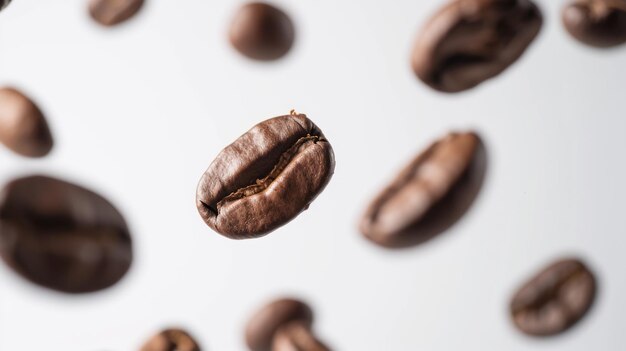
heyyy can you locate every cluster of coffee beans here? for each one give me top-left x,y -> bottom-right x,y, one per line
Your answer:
0,0 -> 624,349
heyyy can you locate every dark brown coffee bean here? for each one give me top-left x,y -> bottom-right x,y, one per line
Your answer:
1,0 -> 12,11
0,175 -> 133,293
89,0 -> 145,27
0,87 -> 53,158
510,258 -> 597,336
412,0 -> 543,92
359,132 -> 487,248
563,0 -> 626,48
229,2 -> 295,61
140,328 -> 201,351
246,298 -> 313,351
196,112 -> 334,239
272,322 -> 330,351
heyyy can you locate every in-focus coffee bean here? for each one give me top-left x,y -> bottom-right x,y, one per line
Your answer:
510,258 -> 596,336
0,87 -> 53,158
272,322 -> 331,351
229,2 -> 295,61
140,328 -> 201,351
563,0 -> 626,48
0,175 -> 133,293
89,0 -> 145,27
196,112 -> 335,239
359,132 -> 486,248
412,0 -> 543,93
246,298 -> 313,351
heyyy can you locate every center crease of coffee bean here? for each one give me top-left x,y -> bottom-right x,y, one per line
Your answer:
515,267 -> 588,314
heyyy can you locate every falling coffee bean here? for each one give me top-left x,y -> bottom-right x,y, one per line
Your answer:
246,298 -> 313,351
1,0 -> 11,11
196,112 -> 335,239
89,0 -> 145,27
563,0 -> 626,48
359,131 -> 487,248
0,175 -> 133,293
0,87 -> 53,158
411,0 -> 543,92
140,328 -> 201,351
510,258 -> 597,336
229,2 -> 295,60
272,322 -> 331,351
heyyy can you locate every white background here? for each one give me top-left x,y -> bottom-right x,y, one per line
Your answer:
0,0 -> 624,350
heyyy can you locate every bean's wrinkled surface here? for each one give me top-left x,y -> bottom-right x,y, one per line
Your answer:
412,0 -> 543,92
89,0 -> 145,26
563,0 -> 626,47
246,298 -> 314,351
510,258 -> 597,336
140,328 -> 201,351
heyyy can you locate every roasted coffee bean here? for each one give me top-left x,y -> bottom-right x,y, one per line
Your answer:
140,328 -> 201,351
359,132 -> 486,248
0,87 -> 53,158
229,2 -> 295,61
89,0 -> 145,27
0,175 -> 132,293
246,298 -> 313,351
1,0 -> 11,10
196,112 -> 334,239
563,0 -> 626,48
272,322 -> 330,351
411,0 -> 543,92
510,258 -> 597,336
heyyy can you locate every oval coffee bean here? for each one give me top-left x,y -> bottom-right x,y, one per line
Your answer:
196,112 -> 335,239
510,258 -> 597,336
0,87 -> 53,158
411,0 -> 543,93
0,175 -> 133,293
229,2 -> 295,61
89,0 -> 145,27
563,0 -> 626,48
359,131 -> 486,248
140,328 -> 201,351
246,298 -> 313,351
272,322 -> 330,351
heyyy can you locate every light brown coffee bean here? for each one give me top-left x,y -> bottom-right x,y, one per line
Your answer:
89,0 -> 145,27
140,328 -> 201,351
246,298 -> 313,351
272,322 -> 330,351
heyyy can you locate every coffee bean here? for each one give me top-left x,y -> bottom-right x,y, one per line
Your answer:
272,322 -> 330,351
229,2 -> 295,61
0,87 -> 53,158
0,175 -> 133,293
140,328 -> 201,351
89,0 -> 145,27
246,298 -> 313,351
359,131 -> 486,248
411,0 -> 543,92
510,258 -> 597,336
196,112 -> 335,239
1,0 -> 11,11
563,0 -> 626,48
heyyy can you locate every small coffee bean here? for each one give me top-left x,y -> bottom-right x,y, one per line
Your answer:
0,175 -> 133,293
1,0 -> 12,10
563,0 -> 626,48
196,112 -> 335,239
0,87 -> 53,158
140,328 -> 201,351
510,258 -> 597,336
229,2 -> 295,61
272,322 -> 330,351
246,298 -> 313,351
89,0 -> 145,27
412,0 -> 543,92
359,132 -> 486,248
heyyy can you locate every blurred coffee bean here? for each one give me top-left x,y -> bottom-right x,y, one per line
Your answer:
563,0 -> 626,48
229,2 -> 295,60
510,258 -> 596,336
0,175 -> 133,293
359,131 -> 487,248
1,0 -> 11,10
89,0 -> 145,27
196,112 -> 335,239
0,87 -> 53,158
412,0 -> 543,92
246,298 -> 313,351
272,322 -> 330,351
140,328 -> 201,351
